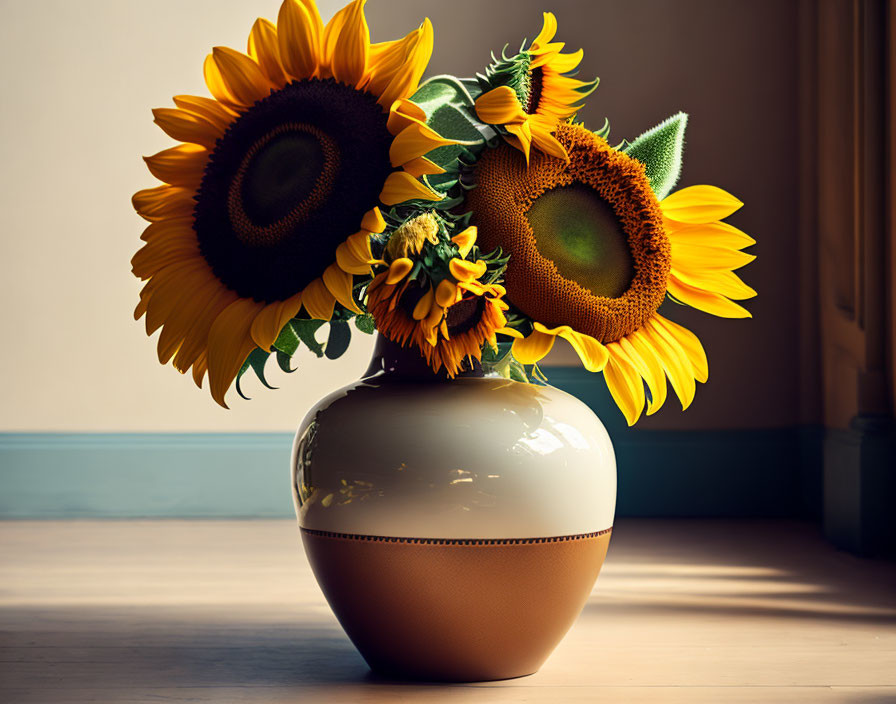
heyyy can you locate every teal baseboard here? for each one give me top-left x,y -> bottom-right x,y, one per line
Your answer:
0,369 -> 822,519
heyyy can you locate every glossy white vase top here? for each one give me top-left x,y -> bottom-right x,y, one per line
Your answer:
292,376 -> 616,540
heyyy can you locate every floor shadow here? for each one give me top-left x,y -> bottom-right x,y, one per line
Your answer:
585,519 -> 896,625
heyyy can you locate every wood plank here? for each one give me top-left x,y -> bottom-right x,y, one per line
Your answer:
1,520 -> 894,702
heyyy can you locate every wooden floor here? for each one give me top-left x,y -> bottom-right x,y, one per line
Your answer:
1,520 -> 894,703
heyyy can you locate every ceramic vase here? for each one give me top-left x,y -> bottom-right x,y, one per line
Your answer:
291,335 -> 616,681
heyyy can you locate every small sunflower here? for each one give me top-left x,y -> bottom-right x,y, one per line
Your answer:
132,0 -> 456,406
473,12 -> 598,163
367,216 -> 513,377
467,122 -> 756,425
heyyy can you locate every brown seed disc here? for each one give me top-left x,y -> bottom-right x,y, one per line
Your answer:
467,123 -> 670,343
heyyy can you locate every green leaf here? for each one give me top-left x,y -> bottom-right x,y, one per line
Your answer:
411,75 -> 489,175
413,74 -> 477,109
236,347 -> 276,399
354,314 -> 376,335
291,319 -> 326,358
325,320 -> 351,360
622,112 -> 688,200
272,322 -> 300,356
247,348 -> 276,389
276,350 -> 295,374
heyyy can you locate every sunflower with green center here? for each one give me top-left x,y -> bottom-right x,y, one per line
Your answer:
472,12 -> 598,162
467,122 -> 756,425
131,0 -> 457,406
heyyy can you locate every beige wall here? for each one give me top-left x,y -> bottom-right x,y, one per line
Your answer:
0,0 -> 803,432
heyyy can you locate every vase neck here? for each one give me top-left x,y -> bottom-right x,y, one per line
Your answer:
363,334 -> 484,381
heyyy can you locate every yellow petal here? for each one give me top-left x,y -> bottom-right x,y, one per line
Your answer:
651,313 -> 708,384
402,156 -> 445,177
623,328 -> 668,415
330,0 -> 369,87
172,95 -> 237,133
277,0 -> 321,80
351,208 -> 381,235
512,329 -> 556,365
670,241 -> 756,271
531,123 -> 570,161
671,266 -> 757,300
191,352 -> 208,389
534,48 -> 584,74
667,275 -> 752,318
643,318 -> 697,410
321,1 -> 352,71
475,86 -> 527,125
155,275 -> 224,364
505,121 -> 533,164
366,27 -> 421,100
451,226 -> 477,258
250,292 -> 303,350
152,107 -> 221,149
380,171 -> 442,205
533,322 -> 608,372
386,98 -> 428,135
435,279 -> 458,307
664,219 -> 756,249
604,347 -> 645,426
301,277 -> 336,320
558,330 -> 608,372
496,327 -> 524,339
322,262 -> 362,314
203,53 -> 239,108
448,258 -> 486,282
207,297 -> 266,407
248,18 -> 287,87
386,257 -> 413,284
143,143 -> 208,187
531,12 -> 558,50
422,303 -> 445,345
139,216 -> 195,244
412,287 -> 435,320
172,286 -> 240,373
661,185 -> 743,224
132,185 -> 195,222
212,47 -> 273,107
335,231 -> 374,274
389,121 -> 458,167
376,19 -> 433,110
131,237 -> 199,280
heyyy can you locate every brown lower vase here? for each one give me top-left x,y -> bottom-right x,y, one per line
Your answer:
301,527 -> 612,682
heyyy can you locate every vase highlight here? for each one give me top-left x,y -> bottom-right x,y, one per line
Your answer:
292,337 -> 616,681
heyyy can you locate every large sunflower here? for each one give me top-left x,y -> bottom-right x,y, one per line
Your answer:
473,12 -> 598,162
467,123 -> 756,425
132,0 -> 453,406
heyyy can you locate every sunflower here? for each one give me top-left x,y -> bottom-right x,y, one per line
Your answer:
473,12 -> 598,163
132,0 -> 458,407
367,219 -> 512,377
467,122 -> 756,425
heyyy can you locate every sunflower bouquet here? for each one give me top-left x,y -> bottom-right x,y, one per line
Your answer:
132,0 -> 756,425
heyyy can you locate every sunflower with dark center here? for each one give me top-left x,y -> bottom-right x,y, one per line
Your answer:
468,122 -> 757,425
367,215 -> 516,377
131,0 -> 459,406
473,12 -> 598,163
